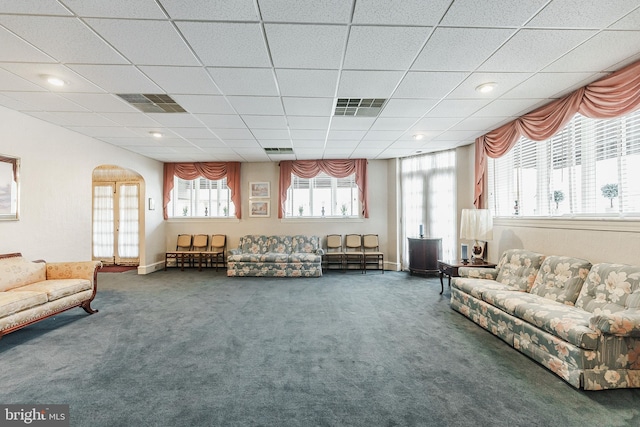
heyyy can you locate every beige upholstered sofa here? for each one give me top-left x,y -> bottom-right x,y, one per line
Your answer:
0,253 -> 101,339
450,249 -> 640,390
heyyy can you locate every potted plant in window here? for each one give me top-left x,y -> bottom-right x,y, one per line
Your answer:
601,183 -> 618,209
298,205 -> 304,216
552,190 -> 564,212
182,206 -> 188,216
341,203 -> 348,216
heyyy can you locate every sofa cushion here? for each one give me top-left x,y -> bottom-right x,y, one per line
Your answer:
9,279 -> 92,302
288,253 -> 322,263
482,289 -> 551,315
0,256 -> 47,292
529,256 -> 592,305
575,263 -> 640,314
228,253 -> 289,263
0,291 -> 47,318
451,277 -> 516,300
495,249 -> 546,292
240,235 -> 271,254
269,236 -> 293,254
513,300 -> 599,350
292,235 -> 321,253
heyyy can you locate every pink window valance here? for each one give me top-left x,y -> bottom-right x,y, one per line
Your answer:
163,162 -> 241,219
278,159 -> 369,218
474,59 -> 640,208
0,156 -> 18,181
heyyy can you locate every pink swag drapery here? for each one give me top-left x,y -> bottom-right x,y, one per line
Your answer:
278,159 -> 368,219
0,156 -> 18,181
163,162 -> 241,219
474,59 -> 640,208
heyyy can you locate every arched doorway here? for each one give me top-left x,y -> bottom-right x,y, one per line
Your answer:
92,165 -> 144,266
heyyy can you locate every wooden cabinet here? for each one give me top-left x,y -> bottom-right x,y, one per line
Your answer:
408,238 -> 442,276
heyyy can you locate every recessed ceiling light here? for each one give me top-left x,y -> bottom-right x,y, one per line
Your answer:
149,131 -> 163,138
412,134 -> 425,140
45,76 -> 66,87
475,82 -> 496,94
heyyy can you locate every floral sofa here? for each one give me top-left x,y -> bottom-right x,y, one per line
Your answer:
450,249 -> 640,390
227,235 -> 323,277
0,253 -> 101,339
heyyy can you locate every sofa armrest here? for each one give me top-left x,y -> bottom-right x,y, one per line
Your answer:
590,309 -> 640,337
316,248 -> 325,256
229,249 -> 242,256
458,266 -> 498,280
46,261 -> 102,285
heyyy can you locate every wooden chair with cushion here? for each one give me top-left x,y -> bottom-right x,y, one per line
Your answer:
190,234 -> 209,270
202,234 -> 226,271
323,234 -> 344,271
165,234 -> 192,271
363,234 -> 384,274
344,234 -> 364,273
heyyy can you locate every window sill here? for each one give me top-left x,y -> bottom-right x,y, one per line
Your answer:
494,216 -> 640,233
282,216 -> 364,223
167,217 -> 240,223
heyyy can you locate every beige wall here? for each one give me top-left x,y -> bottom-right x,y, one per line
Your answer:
165,160 -> 400,269
0,106 -> 166,268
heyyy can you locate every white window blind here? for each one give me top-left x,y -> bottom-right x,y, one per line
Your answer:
488,109 -> 640,217
285,172 -> 357,217
167,177 -> 235,217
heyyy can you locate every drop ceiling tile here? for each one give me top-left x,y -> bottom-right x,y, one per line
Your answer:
353,140 -> 395,149
160,0 -> 258,20
189,139 -> 227,148
0,0 -> 73,15
0,27 -> 56,63
362,130 -> 404,140
101,138 -> 165,147
0,94 -> 31,110
1,16 -> 127,64
265,24 -> 347,69
327,130 -> 367,140
226,96 -> 284,115
448,72 -> 532,99
344,26 -> 430,70
64,0 -> 166,18
294,149 -> 323,160
214,128 -> 255,140
478,29 -> 597,72
257,140 -> 292,148
431,130 -> 480,142
67,65 -> 162,93
224,140 -> 261,148
337,70 -> 405,98
290,130 -> 327,140
242,115 -> 288,129
292,140 -> 325,148
350,148 -> 385,158
259,0 -> 353,23
67,126 -> 138,138
275,69 -> 339,97
379,99 -> 437,117
544,31 -> 640,73
504,72 -> 603,99
207,68 -> 279,96
1,63 -> 105,93
251,129 -> 290,140
527,0 -> 639,28
611,8 -> 640,29
330,117 -> 375,130
86,19 -> 199,66
170,95 -> 235,115
170,128 -> 217,139
0,69 -> 46,92
412,28 -> 515,72
425,99 -> 489,117
287,117 -> 330,130
326,139 -> 359,148
378,147 -> 419,158
440,0 -> 548,27
323,149 -> 356,158
282,97 -> 334,116
101,113 -> 163,127
146,113 -> 202,127
195,114 -> 247,129
59,93 -> 137,113
352,0 -> 451,25
138,66 -> 220,95
394,72 -> 468,99
450,117 -> 508,132
370,118 -> 417,131
176,22 -> 270,67
45,112 -> 119,126
473,99 -> 546,117
4,92 -> 88,112
411,117 -> 462,131
128,128 -> 180,138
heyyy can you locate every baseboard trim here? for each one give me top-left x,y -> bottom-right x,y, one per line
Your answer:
137,261 -> 165,275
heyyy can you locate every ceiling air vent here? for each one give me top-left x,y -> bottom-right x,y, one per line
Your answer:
334,98 -> 386,117
116,93 -> 186,113
264,147 -> 294,154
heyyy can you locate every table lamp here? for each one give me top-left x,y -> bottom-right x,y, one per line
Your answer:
459,208 -> 493,263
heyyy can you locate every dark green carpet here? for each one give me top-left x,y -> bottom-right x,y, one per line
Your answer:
1,270 -> 638,426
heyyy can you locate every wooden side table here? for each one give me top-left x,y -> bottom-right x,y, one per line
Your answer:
438,259 -> 497,294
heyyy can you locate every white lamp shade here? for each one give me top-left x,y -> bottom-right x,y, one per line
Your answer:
460,209 -> 493,241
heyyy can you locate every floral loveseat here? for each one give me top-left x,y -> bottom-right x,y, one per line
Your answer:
227,235 -> 323,277
450,249 -> 640,390
0,253 -> 101,339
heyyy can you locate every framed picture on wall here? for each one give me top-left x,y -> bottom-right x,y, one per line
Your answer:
249,200 -> 270,217
249,182 -> 270,198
